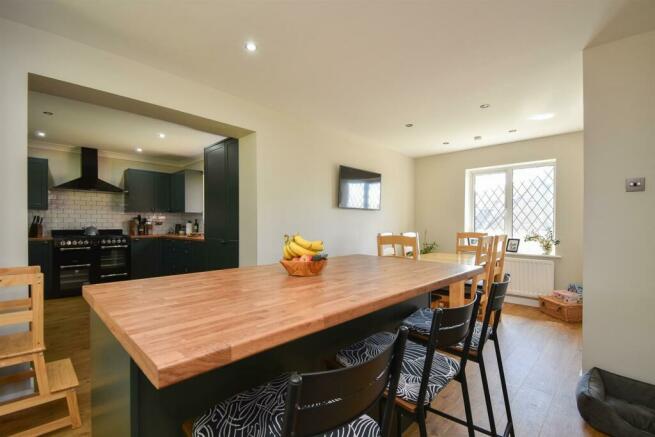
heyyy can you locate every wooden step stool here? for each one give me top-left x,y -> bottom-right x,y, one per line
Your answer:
0,266 -> 81,436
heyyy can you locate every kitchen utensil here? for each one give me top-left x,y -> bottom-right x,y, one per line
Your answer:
84,226 -> 98,236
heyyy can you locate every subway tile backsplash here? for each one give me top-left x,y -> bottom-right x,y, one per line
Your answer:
29,190 -> 203,235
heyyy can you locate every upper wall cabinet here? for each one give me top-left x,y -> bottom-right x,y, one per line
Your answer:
170,170 -> 203,214
124,169 -> 171,212
28,157 -> 49,210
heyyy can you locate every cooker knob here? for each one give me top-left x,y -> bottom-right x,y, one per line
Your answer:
72,240 -> 78,246
66,240 -> 72,246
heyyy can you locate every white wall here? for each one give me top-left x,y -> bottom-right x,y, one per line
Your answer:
583,30 -> 655,384
0,18 -> 414,270
415,132 -> 583,290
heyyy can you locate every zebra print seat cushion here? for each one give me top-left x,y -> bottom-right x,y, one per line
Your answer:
336,332 -> 459,406
403,309 -> 492,352
192,373 -> 380,437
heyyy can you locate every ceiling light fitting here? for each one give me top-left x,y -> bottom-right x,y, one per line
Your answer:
42,111 -> 54,116
158,133 -> 166,138
35,131 -> 46,138
480,104 -> 490,109
442,142 -> 450,145
405,123 -> 414,128
474,136 -> 482,141
245,41 -> 257,52
508,129 -> 517,133
136,147 -> 143,153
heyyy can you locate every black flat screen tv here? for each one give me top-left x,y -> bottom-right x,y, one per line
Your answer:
338,165 -> 381,210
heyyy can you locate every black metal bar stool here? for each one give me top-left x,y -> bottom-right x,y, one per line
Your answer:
337,292 -> 482,437
182,327 -> 409,437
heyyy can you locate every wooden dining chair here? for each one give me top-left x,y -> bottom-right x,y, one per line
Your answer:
490,234 -> 508,282
377,234 -> 419,260
0,266 -> 81,436
401,231 -> 420,257
456,232 -> 488,254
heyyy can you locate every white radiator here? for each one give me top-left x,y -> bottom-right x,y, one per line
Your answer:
504,257 -> 555,298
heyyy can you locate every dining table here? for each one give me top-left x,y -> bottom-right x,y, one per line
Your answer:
419,251 -> 479,307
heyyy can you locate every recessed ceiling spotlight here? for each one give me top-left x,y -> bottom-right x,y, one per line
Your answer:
480,104 -> 490,109
244,41 -> 257,52
35,130 -> 46,138
528,112 -> 554,121
405,123 -> 414,128
42,111 -> 54,116
474,135 -> 482,141
158,133 -> 166,138
136,147 -> 143,153
508,129 -> 517,133
442,141 -> 450,145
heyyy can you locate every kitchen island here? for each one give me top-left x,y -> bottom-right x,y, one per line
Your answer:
84,254 -> 483,436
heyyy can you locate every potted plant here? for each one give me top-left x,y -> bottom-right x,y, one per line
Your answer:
420,230 -> 438,255
524,229 -> 560,255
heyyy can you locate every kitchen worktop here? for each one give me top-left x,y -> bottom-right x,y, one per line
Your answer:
28,236 -> 53,241
129,234 -> 205,241
83,254 -> 483,389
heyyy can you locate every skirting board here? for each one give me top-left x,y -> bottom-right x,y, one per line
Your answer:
506,294 -> 540,308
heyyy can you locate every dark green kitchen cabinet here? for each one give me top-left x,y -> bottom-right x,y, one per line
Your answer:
204,138 -> 239,270
28,239 -> 52,298
28,157 -> 49,210
124,169 -> 171,212
170,170 -> 203,213
130,238 -> 161,279
160,239 -> 206,275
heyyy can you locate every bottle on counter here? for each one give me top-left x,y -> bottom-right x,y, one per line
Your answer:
185,221 -> 193,236
193,219 -> 200,234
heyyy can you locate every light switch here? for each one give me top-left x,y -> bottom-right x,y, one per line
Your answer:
626,177 -> 645,192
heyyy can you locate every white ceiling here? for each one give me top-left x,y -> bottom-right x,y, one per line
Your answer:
4,0 -> 655,157
28,92 -> 225,162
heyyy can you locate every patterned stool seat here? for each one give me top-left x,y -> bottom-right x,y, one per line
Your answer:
192,374 -> 380,437
336,332 -> 459,406
402,308 -> 492,352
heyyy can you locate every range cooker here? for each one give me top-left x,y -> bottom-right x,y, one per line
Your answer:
51,229 -> 131,298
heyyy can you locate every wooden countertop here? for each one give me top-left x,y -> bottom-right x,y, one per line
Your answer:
28,236 -> 52,241
83,254 -> 483,389
129,234 -> 205,241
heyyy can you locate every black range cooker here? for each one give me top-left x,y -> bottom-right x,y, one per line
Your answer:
51,228 -> 131,298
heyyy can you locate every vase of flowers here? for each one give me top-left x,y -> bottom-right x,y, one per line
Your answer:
420,230 -> 438,255
524,229 -> 560,255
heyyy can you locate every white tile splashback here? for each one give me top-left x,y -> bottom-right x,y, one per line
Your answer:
29,190 -> 203,235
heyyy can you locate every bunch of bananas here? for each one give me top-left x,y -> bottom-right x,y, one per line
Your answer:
283,234 -> 325,260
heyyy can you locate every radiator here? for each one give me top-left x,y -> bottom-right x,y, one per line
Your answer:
504,257 -> 554,298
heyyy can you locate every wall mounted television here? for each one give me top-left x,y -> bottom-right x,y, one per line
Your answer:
338,165 -> 381,210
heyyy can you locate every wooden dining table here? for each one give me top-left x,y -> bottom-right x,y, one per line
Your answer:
419,251 -> 479,307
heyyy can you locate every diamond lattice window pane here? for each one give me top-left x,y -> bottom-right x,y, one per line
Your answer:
512,165 -> 555,239
474,172 -> 506,234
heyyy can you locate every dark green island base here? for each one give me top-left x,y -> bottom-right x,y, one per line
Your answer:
90,293 -> 428,436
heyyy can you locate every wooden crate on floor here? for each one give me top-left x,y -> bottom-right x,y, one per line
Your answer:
539,295 -> 582,322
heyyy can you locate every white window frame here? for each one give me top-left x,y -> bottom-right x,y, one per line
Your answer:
465,159 -> 557,242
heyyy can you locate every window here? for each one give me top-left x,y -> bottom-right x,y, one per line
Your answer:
467,161 -> 556,252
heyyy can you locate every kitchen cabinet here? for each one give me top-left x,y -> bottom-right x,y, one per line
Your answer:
204,138 -> 239,269
160,239 -> 205,275
124,169 -> 171,212
170,170 -> 203,213
28,239 -> 52,298
28,157 -> 49,210
131,238 -> 161,279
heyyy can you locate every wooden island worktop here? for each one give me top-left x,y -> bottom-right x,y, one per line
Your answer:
83,254 -> 482,389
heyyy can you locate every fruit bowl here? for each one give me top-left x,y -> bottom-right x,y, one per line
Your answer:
280,259 -> 328,277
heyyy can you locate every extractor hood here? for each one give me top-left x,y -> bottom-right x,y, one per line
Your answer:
53,147 -> 123,193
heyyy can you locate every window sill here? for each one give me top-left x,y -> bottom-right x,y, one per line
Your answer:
506,252 -> 562,260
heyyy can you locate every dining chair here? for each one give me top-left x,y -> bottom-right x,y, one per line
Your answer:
491,234 -> 508,282
401,231 -> 420,257
441,274 -> 514,437
377,234 -> 419,260
184,327 -> 409,437
0,266 -> 81,436
456,232 -> 488,254
338,292 -> 482,437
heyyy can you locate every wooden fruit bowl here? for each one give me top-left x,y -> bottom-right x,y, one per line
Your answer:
280,259 -> 327,277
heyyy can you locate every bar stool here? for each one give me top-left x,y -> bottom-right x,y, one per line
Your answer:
183,327 -> 409,437
337,292 -> 482,437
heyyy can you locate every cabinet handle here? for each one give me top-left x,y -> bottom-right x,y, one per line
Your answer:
60,263 -> 91,269
100,273 -> 129,279
60,247 -> 91,251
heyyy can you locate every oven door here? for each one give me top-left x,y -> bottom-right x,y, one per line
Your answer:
96,244 -> 130,283
55,246 -> 93,297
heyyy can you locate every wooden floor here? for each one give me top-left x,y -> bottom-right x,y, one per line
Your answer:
0,298 -> 604,436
